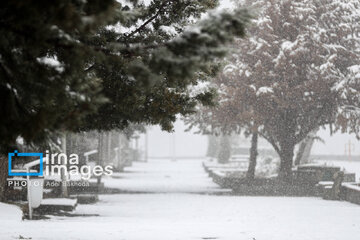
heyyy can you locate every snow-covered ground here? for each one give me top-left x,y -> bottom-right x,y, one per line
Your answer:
1,159 -> 360,240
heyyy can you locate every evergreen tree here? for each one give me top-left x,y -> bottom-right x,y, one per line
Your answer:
81,1 -> 251,132
0,0 -> 115,150
0,0 -> 251,151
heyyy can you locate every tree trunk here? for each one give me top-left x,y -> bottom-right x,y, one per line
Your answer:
0,155 -> 8,202
144,130 -> 148,162
116,132 -> 122,169
294,140 -> 307,166
294,131 -> 316,166
278,144 -> 295,182
246,132 -> 258,180
61,133 -> 69,198
97,132 -> 104,185
107,131 -> 112,165
218,135 -> 231,164
206,135 -> 218,158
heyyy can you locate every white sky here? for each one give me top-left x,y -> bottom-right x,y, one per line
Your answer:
137,120 -> 207,158
312,128 -> 360,156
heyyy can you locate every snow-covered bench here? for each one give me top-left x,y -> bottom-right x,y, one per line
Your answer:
341,183 -> 360,205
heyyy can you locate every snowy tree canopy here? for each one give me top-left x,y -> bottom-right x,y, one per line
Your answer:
187,0 -> 360,180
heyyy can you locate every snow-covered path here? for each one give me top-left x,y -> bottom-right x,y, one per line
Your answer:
1,159 -> 360,240
102,159 -> 230,194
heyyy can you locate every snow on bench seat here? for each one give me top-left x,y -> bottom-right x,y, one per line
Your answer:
318,181 -> 334,186
212,170 -> 227,178
342,183 -> 360,192
41,198 -> 77,206
341,183 -> 360,205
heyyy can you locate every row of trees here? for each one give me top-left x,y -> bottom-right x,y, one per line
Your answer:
187,0 -> 360,181
0,1 -> 252,200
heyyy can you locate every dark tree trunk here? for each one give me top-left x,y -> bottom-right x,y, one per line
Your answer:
278,143 -> 295,182
294,140 -> 307,166
97,132 -> 104,185
218,135 -> 231,164
246,132 -> 258,180
294,132 -> 316,166
0,154 -> 8,202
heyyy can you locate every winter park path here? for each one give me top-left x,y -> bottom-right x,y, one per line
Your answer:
1,159 -> 360,240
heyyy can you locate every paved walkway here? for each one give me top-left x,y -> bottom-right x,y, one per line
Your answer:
102,159 -> 230,194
